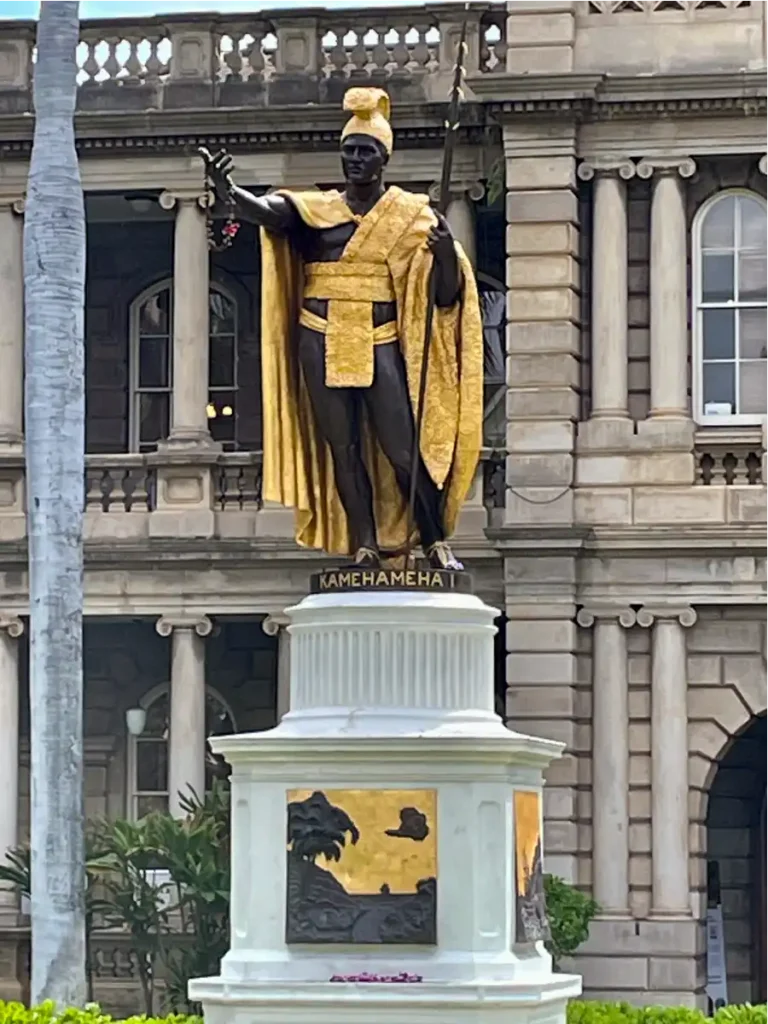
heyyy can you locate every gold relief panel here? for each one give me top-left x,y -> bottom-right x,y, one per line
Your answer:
513,788 -> 550,945
285,788 -> 437,945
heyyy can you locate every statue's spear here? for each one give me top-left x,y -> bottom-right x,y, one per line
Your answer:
405,14 -> 469,566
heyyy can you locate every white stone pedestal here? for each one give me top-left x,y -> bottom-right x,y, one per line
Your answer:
190,589 -> 581,1022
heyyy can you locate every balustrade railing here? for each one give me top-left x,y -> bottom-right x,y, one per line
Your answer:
9,5 -> 507,93
694,432 -> 764,486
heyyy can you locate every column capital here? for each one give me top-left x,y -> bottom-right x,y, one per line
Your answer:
637,606 -> 697,629
428,181 -> 485,204
577,606 -> 635,629
577,157 -> 636,182
156,614 -> 213,638
0,197 -> 25,215
0,615 -> 23,638
262,613 -> 290,636
636,156 -> 696,180
159,189 -> 211,212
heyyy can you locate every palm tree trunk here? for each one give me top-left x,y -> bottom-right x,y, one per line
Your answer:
24,0 -> 86,1007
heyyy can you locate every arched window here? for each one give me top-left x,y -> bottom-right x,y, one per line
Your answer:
129,280 -> 240,451
692,190 -> 767,426
127,684 -> 237,819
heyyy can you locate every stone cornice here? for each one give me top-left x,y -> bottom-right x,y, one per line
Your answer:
0,103 -> 495,158
472,70 -> 766,121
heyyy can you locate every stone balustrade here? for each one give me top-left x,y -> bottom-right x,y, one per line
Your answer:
0,5 -> 507,102
0,450 -> 498,544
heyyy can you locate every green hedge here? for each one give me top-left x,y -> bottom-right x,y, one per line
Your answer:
0,1005 -> 199,1023
569,1005 -> 767,1024
0,1002 -> 765,1024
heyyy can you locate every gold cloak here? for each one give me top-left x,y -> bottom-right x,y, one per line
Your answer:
260,185 -> 483,557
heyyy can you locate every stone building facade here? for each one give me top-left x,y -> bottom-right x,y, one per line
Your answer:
0,0 -> 764,1010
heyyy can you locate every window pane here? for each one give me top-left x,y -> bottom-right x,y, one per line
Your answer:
144,694 -> 169,736
139,290 -> 170,335
739,361 -> 767,415
138,392 -> 169,445
701,196 -> 735,249
138,336 -> 170,388
702,308 -> 735,360
739,196 -> 767,251
136,795 -> 168,819
208,391 -> 236,446
702,362 -> 735,414
136,740 -> 168,793
209,335 -> 235,388
738,254 -> 767,302
210,292 -> 236,336
740,309 -> 767,359
702,253 -> 734,303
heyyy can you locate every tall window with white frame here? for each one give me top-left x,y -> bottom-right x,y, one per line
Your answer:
693,190 -> 767,426
129,280 -> 240,451
129,685 -> 237,819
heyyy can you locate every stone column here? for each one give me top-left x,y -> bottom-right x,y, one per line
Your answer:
636,157 -> 696,429
504,129 -> 580,526
638,605 -> 697,917
577,159 -> 635,444
444,185 -> 483,269
0,200 -> 24,450
577,606 -> 634,915
263,614 -> 290,722
159,190 -> 214,448
156,614 -> 212,817
0,616 -> 22,918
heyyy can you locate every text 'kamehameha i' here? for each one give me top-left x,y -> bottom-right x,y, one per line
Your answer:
310,568 -> 473,594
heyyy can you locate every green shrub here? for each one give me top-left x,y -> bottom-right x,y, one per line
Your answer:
544,874 -> 599,966
567,1005 -> 767,1024
0,1003 -> 202,1023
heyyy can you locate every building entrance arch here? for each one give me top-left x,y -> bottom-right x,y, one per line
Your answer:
705,714 -> 766,1003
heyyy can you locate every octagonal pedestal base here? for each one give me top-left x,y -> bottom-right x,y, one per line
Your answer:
190,590 -> 581,1022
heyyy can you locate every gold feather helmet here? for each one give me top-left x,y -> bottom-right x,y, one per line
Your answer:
340,87 -> 393,156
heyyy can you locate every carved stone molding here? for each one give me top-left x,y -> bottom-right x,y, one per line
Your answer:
636,606 -> 697,629
577,606 -> 636,629
428,180 -> 485,204
636,156 -> 697,180
0,615 -> 23,638
156,614 -> 213,638
0,198 -> 25,215
158,189 -> 211,212
262,613 -> 290,637
577,157 -> 636,182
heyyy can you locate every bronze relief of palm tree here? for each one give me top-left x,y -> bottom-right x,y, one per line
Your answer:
287,791 -> 361,864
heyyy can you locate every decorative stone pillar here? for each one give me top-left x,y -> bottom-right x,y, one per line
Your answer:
0,615 -> 22,918
0,200 -> 24,450
577,605 -> 634,915
156,614 -> 212,817
638,605 -> 697,917
445,185 -> 483,268
636,158 -> 696,428
159,190 -> 214,448
262,614 -> 290,723
577,159 -> 635,442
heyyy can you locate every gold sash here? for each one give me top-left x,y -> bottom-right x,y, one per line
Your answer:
303,262 -> 397,388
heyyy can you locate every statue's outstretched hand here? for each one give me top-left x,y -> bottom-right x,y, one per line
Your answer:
199,146 -> 235,205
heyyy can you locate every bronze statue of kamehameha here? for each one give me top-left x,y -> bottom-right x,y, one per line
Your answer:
200,86 -> 483,572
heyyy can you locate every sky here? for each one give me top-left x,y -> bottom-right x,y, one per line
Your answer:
0,0 -> 418,17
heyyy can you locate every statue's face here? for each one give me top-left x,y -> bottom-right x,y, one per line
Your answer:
341,134 -> 387,185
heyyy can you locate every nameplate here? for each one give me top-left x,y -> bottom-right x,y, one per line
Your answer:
310,567 -> 473,594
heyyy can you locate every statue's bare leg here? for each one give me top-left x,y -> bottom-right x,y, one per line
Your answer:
364,342 -> 463,571
297,330 -> 380,565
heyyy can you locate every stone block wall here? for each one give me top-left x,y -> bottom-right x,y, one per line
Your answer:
548,605 -> 767,1001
